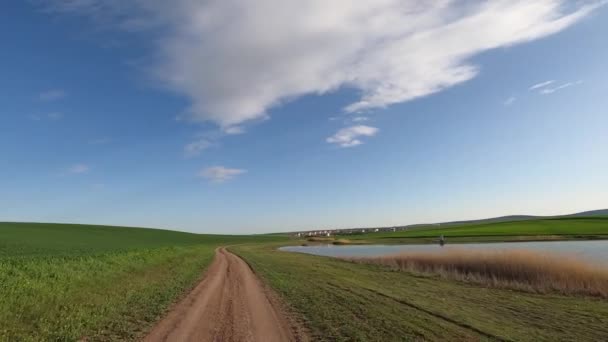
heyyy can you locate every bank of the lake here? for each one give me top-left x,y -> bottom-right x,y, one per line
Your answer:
281,240 -> 608,264
232,218 -> 608,340
232,242 -> 608,341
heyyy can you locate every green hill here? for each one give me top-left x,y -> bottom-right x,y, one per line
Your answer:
350,217 -> 608,242
0,222 -> 281,257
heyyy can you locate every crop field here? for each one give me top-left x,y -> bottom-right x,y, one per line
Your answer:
345,217 -> 608,243
232,243 -> 608,341
0,222 -> 283,341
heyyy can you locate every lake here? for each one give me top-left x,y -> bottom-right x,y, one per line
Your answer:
280,240 -> 608,265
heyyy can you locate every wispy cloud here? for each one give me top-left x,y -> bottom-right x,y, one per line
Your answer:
503,96 -> 516,106
327,125 -> 379,148
528,79 -> 583,95
184,139 -> 212,158
46,0 -> 603,130
351,116 -> 370,122
529,80 -> 555,90
39,89 -> 67,101
540,80 -> 583,94
68,164 -> 90,174
199,166 -> 246,183
224,126 -> 245,135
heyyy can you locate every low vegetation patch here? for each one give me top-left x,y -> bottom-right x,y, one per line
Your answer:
0,222 -> 285,341
332,239 -> 353,245
306,237 -> 334,242
350,250 -> 608,297
0,245 -> 216,341
233,243 -> 608,341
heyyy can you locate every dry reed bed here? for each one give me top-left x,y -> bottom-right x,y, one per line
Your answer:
348,249 -> 608,298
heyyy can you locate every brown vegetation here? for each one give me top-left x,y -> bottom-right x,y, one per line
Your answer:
349,250 -> 608,297
306,237 -> 333,242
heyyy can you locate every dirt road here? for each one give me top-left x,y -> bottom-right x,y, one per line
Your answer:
144,248 -> 303,342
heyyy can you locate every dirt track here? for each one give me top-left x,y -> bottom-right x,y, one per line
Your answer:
144,248 -> 302,342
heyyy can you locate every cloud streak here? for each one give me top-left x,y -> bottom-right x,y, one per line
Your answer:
540,80 -> 583,94
529,80 -> 555,90
199,166 -> 246,183
48,1 -> 602,131
327,125 -> 379,148
529,79 -> 583,94
184,139 -> 212,157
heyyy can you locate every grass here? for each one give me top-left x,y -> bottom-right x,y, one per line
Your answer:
3,219 -> 608,340
345,217 -> 608,243
0,222 -> 283,257
0,222 -> 284,341
349,250 -> 608,297
1,245 -> 216,341
232,243 -> 608,341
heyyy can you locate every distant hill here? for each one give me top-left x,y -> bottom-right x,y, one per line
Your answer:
431,215 -> 539,227
564,209 -> 608,217
417,209 -> 608,229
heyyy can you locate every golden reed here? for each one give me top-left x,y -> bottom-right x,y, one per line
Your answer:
349,249 -> 608,297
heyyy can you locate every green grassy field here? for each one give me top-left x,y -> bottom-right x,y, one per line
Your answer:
2,219 -> 608,341
0,222 -> 284,341
232,243 -> 608,341
0,222 -> 284,256
341,217 -> 608,243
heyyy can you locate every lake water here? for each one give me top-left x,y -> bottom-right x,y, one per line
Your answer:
280,240 -> 608,265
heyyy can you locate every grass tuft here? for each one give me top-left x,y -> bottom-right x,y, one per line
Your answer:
349,250 -> 608,297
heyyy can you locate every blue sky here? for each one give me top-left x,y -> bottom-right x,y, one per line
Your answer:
1,1 -> 607,233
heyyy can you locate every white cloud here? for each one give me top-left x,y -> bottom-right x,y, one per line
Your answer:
528,79 -> 582,95
529,80 -> 555,90
184,138 -> 212,157
503,96 -> 516,106
327,125 -> 379,148
352,116 -> 370,122
540,80 -> 583,94
224,126 -> 245,135
199,166 -> 246,183
39,89 -> 67,101
68,164 -> 90,174
48,1 -> 602,129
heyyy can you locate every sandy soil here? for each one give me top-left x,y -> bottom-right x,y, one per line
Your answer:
143,248 -> 304,342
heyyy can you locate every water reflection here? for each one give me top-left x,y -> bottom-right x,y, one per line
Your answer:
280,240 -> 608,265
